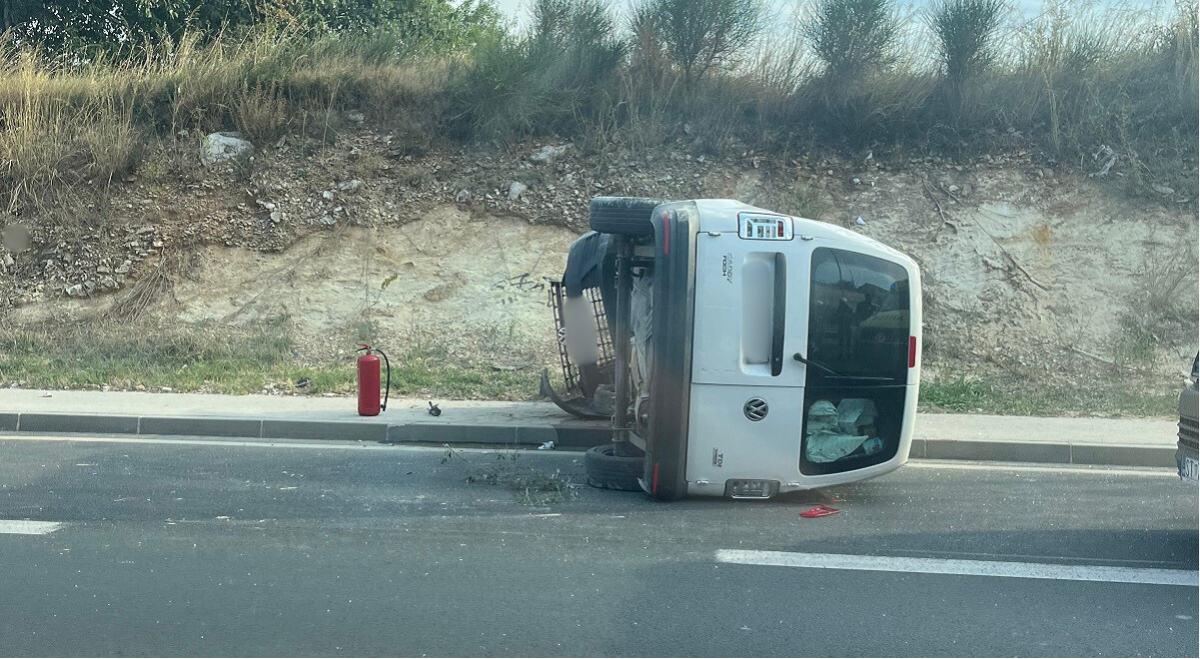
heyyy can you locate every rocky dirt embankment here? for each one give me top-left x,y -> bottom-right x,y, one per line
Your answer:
2,117 -> 1196,398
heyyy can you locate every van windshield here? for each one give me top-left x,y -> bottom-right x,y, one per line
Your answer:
807,247 -> 911,384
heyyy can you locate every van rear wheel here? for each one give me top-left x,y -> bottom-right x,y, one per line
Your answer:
584,442 -> 644,491
589,197 -> 667,236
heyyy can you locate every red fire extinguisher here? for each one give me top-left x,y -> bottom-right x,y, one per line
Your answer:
356,343 -> 391,416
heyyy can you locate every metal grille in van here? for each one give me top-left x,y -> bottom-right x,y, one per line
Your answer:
548,280 -> 614,392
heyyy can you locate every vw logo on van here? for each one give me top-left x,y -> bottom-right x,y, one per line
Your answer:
743,397 -> 769,421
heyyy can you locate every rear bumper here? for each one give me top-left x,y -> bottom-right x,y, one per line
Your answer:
685,441 -> 912,497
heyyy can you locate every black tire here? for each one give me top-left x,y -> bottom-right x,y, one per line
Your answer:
584,443 -> 645,491
589,197 -> 667,236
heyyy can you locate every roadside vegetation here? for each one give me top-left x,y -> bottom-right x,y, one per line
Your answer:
0,0 -> 1195,220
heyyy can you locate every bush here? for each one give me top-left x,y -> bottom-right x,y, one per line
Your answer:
623,3 -> 678,115
804,0 -> 899,83
640,0 -> 765,84
447,0 -> 625,140
1,0 -> 502,58
234,82 -> 288,145
926,0 -> 1007,110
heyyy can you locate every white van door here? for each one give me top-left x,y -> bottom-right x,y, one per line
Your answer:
685,213 -> 816,487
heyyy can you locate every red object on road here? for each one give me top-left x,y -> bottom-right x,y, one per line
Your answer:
356,343 -> 390,417
800,504 -> 840,518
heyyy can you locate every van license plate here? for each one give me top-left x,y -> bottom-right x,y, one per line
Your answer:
1181,456 -> 1199,485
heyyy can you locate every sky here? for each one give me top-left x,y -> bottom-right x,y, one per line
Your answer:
487,0 -> 1169,30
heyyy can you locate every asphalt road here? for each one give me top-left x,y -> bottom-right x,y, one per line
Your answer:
0,433 -> 1196,658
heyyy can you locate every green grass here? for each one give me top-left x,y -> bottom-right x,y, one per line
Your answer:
0,320 -> 1180,415
0,321 -> 540,400
919,376 -> 1179,418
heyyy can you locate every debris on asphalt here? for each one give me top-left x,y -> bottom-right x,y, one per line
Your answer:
800,504 -> 840,518
537,440 -> 555,450
428,401 -> 442,416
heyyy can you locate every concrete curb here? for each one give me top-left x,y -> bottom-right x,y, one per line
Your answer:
909,438 -> 1176,469
0,412 -> 1177,469
1,412 -> 612,451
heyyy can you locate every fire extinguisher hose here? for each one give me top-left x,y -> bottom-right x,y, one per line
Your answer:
375,347 -> 391,412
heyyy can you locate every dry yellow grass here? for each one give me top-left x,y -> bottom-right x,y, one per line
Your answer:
0,26 -> 444,217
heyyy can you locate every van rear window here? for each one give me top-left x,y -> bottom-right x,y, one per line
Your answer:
807,248 -> 910,383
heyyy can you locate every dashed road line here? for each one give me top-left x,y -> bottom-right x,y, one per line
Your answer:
716,549 -> 1199,587
0,520 -> 62,535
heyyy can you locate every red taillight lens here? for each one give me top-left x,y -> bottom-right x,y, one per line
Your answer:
908,335 -> 917,368
662,212 -> 670,255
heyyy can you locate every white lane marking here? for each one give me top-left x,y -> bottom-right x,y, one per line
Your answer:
907,460 -> 1173,478
0,520 -> 62,535
716,549 -> 1199,587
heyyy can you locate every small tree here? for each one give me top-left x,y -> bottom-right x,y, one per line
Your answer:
645,0 -> 765,85
625,3 -> 676,105
804,0 -> 898,82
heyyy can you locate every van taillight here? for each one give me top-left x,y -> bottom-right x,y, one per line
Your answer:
662,212 -> 671,255
909,336 -> 917,368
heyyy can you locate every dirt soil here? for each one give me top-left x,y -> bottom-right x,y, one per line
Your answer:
2,117 -> 1196,394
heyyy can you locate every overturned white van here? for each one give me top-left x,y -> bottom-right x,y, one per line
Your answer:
542,198 -> 922,501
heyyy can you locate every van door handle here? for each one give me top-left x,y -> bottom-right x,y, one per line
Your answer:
769,253 -> 786,376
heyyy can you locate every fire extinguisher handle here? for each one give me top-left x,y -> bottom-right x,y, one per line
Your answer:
356,343 -> 372,352
374,347 -> 391,412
